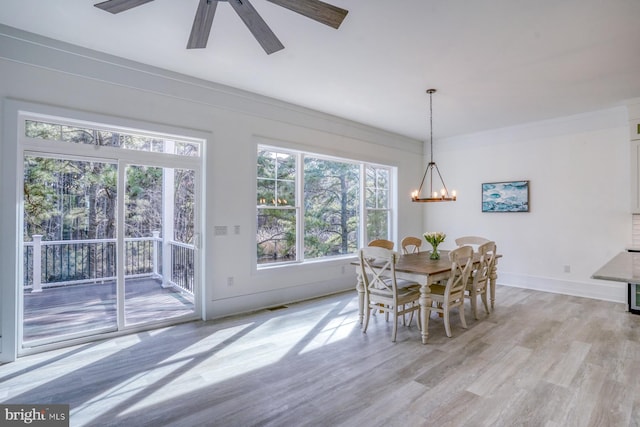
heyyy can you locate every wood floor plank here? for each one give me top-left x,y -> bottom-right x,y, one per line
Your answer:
2,285 -> 640,426
544,340 -> 592,387
465,345 -> 533,397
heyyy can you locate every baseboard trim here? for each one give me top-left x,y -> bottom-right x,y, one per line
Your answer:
208,278 -> 353,320
498,272 -> 626,304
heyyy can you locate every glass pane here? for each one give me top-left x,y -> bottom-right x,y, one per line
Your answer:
257,208 -> 297,264
26,120 -> 61,140
257,179 -> 275,205
367,210 -> 389,241
376,168 -> 389,188
377,189 -> 389,209
60,125 -> 93,144
365,167 -> 375,188
257,150 -> 276,179
24,120 -> 200,157
277,180 -> 295,206
175,141 -> 200,157
22,156 -> 118,344
365,187 -> 376,209
276,152 -> 296,180
125,165 -> 163,239
121,135 -> 163,153
304,157 -> 359,259
124,165 -> 195,326
257,149 -> 296,207
174,168 -> 196,244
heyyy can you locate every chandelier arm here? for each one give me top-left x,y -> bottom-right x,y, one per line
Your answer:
416,163 -> 429,195
432,162 -> 450,196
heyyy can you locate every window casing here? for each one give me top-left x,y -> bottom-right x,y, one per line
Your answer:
257,145 -> 394,267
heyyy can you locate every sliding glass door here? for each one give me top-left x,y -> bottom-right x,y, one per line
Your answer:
19,113 -> 202,352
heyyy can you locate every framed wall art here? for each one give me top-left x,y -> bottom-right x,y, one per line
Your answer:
482,180 -> 529,212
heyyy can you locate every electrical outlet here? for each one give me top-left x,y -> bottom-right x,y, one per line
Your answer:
227,276 -> 234,286
563,265 -> 571,273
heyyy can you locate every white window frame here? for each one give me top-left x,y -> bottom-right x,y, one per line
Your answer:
256,143 -> 395,269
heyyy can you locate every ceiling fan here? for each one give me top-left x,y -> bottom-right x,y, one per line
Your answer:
94,0 -> 349,54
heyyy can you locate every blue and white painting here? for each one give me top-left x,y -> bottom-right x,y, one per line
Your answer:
482,181 -> 529,212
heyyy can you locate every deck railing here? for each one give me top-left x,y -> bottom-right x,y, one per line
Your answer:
24,234 -> 194,294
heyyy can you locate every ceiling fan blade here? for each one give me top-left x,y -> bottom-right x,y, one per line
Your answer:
94,0 -> 155,14
187,0 -> 218,49
228,0 -> 284,54
265,0 -> 348,29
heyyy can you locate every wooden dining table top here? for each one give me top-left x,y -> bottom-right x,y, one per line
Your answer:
388,251 -> 456,275
352,249 -> 500,276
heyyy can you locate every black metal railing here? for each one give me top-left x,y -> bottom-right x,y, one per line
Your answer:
170,241 -> 194,294
24,235 -> 194,295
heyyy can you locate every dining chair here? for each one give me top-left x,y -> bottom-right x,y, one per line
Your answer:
368,239 -> 394,250
455,235 -> 490,251
401,236 -> 422,254
427,245 -> 474,338
359,246 -> 421,342
367,239 -> 395,316
465,241 -> 496,319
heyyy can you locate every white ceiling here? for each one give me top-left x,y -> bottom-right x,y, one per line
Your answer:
1,0 -> 639,140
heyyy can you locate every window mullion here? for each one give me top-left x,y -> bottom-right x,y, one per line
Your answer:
297,152 -> 304,262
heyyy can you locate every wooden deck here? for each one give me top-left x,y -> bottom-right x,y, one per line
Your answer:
23,277 -> 195,344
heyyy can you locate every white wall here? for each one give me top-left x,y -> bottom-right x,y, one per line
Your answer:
422,107 -> 631,302
0,25 -> 424,361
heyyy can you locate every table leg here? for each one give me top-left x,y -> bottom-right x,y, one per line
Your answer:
419,283 -> 432,344
356,269 -> 365,325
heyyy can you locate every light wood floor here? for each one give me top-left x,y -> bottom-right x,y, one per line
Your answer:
2,285 -> 640,426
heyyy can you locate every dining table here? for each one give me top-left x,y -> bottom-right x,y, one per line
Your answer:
352,249 -> 500,344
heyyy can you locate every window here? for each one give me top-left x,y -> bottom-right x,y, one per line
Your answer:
257,145 -> 394,266
366,166 -> 391,241
25,119 -> 201,157
303,156 -> 360,260
257,150 -> 297,264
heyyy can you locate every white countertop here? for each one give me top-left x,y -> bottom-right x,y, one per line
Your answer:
592,251 -> 640,284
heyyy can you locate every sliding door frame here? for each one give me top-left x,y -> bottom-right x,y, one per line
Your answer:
1,99 -> 207,361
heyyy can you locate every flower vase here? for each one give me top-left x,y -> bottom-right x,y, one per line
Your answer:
430,244 -> 440,260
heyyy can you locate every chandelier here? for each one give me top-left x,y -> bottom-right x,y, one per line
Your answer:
411,89 -> 457,202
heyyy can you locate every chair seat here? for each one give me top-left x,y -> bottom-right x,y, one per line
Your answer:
373,277 -> 419,291
429,283 -> 446,296
370,286 -> 420,302
396,278 -> 419,289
